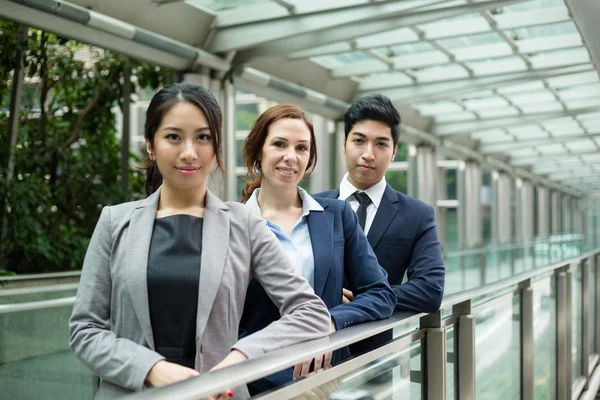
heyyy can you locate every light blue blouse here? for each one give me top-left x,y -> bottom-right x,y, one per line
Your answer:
246,187 -> 323,288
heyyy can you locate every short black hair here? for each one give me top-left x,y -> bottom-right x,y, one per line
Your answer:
344,94 -> 401,146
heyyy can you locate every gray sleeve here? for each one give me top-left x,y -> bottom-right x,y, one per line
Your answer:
68,207 -> 164,391
232,210 -> 331,359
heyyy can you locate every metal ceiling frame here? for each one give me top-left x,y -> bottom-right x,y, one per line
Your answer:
3,0 -> 598,196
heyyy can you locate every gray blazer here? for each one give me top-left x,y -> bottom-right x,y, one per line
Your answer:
69,188 -> 331,399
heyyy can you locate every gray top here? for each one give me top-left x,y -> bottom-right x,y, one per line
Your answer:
147,215 -> 203,369
68,187 -> 331,399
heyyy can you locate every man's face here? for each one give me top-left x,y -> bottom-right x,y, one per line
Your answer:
344,120 -> 397,190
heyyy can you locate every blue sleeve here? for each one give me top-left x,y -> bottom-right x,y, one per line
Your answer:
329,202 -> 396,330
393,205 -> 445,313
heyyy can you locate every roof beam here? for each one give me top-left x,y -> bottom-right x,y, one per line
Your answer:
510,149 -> 600,164
0,0 -> 229,71
550,170 -> 600,181
565,0 -> 600,72
215,0 -> 415,28
362,64 -> 593,105
234,68 -> 348,120
532,160 -> 600,174
227,0 -> 524,61
480,132 -> 600,153
433,106 -> 599,136
332,36 -> 582,79
289,7 -> 571,59
210,0 -> 449,53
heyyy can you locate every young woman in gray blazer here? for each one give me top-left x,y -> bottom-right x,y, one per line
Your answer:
68,82 -> 331,399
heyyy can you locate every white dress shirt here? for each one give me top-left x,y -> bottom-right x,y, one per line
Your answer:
338,173 -> 387,235
246,187 -> 323,288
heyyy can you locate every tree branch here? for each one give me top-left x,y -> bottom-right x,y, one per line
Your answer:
57,69 -> 119,152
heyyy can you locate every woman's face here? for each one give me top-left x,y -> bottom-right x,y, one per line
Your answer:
259,118 -> 312,191
146,101 -> 215,192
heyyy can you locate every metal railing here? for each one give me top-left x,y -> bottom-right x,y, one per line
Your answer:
444,233 -> 586,294
1,236 -> 598,399
0,270 -> 81,289
123,249 -> 600,400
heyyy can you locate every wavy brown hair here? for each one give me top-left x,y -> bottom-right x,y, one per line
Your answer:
240,104 -> 317,203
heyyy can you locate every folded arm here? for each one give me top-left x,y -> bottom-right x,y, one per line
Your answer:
393,205 -> 445,313
329,202 -> 396,330
232,210 -> 331,359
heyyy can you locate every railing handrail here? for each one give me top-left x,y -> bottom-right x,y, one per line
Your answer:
443,232 -> 585,258
441,249 -> 597,309
0,270 -> 81,282
126,311 -> 424,400
127,247 -> 600,399
0,296 -> 76,314
0,283 -> 79,296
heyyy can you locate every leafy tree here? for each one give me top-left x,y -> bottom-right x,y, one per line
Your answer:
0,20 -> 171,273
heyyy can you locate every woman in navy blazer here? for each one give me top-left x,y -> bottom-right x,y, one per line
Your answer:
238,104 -> 396,394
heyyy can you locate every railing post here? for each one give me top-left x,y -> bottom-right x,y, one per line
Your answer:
566,266 -> 573,397
554,270 -> 571,400
520,279 -> 534,400
595,254 -> 600,356
556,269 -> 571,400
421,312 -> 446,400
582,259 -> 590,384
453,301 -> 475,400
480,249 -> 487,286
460,252 -> 467,291
510,245 -> 516,275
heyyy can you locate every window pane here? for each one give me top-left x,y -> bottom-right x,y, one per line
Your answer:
236,139 -> 245,168
475,294 -> 521,399
446,168 -> 457,200
236,103 -> 259,131
446,208 -> 458,251
533,277 -> 557,400
393,142 -> 409,162
386,170 -> 407,194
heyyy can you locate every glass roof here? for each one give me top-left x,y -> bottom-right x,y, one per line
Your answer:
192,0 -> 269,11
503,0 -> 565,12
197,0 -> 599,192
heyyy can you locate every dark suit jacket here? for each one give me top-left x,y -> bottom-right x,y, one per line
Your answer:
316,184 -> 445,313
315,185 -> 445,358
239,196 -> 396,390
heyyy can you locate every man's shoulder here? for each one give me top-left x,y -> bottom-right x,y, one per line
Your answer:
312,196 -> 347,213
313,189 -> 338,199
385,186 -> 434,215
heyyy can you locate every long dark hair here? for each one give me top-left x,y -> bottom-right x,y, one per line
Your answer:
142,82 -> 224,195
240,104 -> 317,203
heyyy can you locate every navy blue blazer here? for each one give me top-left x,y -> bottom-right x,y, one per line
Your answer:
315,184 -> 445,313
239,196 -> 396,389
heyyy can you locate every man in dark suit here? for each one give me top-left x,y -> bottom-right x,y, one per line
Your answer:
315,93 -> 445,356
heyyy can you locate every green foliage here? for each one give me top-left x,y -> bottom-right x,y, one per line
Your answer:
0,20 -> 171,273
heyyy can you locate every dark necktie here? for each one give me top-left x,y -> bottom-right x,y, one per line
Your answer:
353,191 -> 372,231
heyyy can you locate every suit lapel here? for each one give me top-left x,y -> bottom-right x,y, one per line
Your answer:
308,207 -> 334,297
196,189 -> 229,342
126,189 -> 161,349
367,185 -> 400,249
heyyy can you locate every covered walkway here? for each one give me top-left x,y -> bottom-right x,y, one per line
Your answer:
2,0 -> 600,398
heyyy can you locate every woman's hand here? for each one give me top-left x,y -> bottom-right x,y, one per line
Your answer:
207,349 -> 249,399
145,360 -> 199,388
293,320 -> 336,379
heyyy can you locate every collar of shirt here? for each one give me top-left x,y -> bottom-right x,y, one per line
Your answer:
245,186 -> 324,219
338,173 -> 387,209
